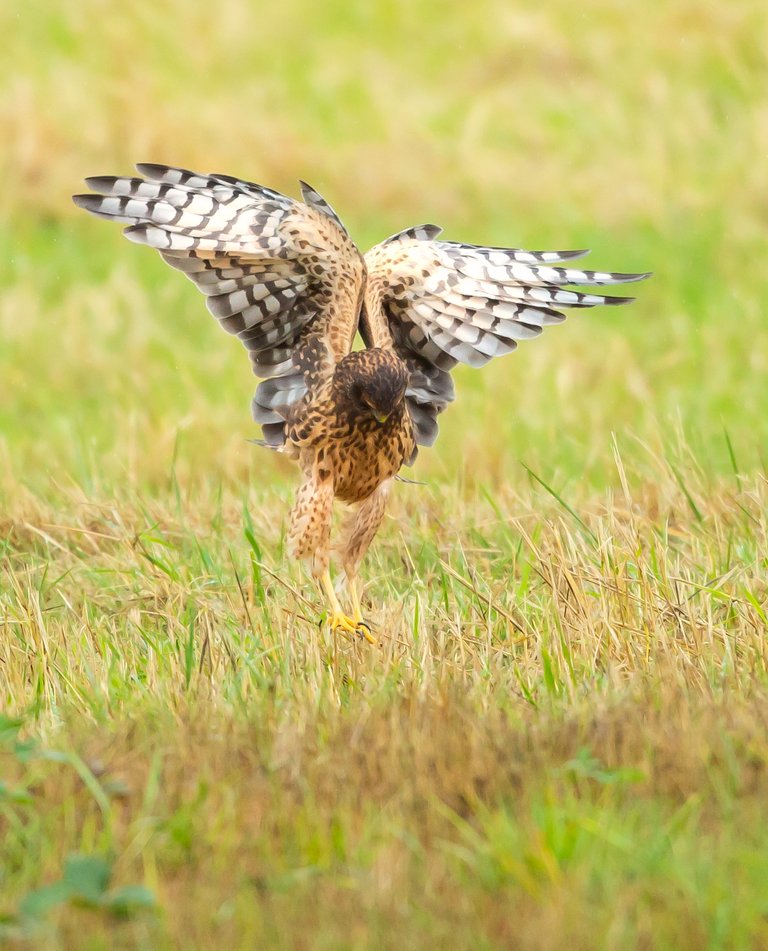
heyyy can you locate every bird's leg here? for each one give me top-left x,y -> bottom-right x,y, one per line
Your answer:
348,575 -> 364,625
320,570 -> 355,633
339,481 -> 391,641
347,575 -> 376,644
289,462 -> 358,638
288,459 -> 378,644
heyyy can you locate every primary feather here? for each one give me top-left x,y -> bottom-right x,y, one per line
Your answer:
362,233 -> 649,447
74,163 -> 365,449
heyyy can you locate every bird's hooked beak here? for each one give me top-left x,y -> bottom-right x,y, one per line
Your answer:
374,412 -> 390,425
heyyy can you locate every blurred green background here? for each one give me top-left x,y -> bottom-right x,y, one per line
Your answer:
2,0 -> 766,504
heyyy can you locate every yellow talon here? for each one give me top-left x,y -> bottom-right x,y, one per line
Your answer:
349,578 -> 377,644
354,620 -> 377,645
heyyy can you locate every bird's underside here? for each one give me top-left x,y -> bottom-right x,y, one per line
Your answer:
74,164 -> 649,644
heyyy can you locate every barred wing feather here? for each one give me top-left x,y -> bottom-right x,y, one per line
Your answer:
73,164 -> 364,447
363,230 -> 649,452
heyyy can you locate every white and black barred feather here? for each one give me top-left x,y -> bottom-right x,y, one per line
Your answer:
363,229 -> 649,450
74,164 -> 364,448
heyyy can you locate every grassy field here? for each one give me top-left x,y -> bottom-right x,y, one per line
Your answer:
2,1 -> 768,948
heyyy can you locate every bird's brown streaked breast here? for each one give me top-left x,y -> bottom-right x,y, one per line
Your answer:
330,406 -> 414,503
290,400 -> 414,505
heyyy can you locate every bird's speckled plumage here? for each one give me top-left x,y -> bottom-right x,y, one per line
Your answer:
74,165 -> 649,638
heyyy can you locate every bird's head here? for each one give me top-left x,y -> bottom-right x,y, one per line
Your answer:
335,349 -> 409,424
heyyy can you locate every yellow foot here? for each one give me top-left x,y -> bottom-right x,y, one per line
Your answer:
328,611 -> 376,644
328,610 -> 357,635
321,571 -> 377,645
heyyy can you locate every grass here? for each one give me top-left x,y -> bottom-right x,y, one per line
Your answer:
2,0 -> 768,947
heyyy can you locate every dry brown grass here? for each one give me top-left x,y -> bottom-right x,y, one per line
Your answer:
3,450 -> 768,948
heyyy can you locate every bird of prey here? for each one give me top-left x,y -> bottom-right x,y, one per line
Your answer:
74,165 -> 648,643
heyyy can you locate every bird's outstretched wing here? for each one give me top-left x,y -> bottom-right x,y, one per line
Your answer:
363,227 -> 650,453
73,165 -> 365,447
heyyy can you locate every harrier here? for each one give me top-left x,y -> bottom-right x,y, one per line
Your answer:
74,165 -> 648,642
